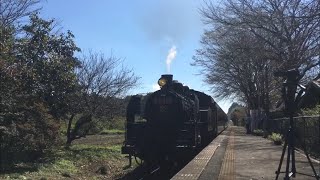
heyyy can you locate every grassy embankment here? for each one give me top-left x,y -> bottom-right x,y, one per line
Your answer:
1,116 -> 138,180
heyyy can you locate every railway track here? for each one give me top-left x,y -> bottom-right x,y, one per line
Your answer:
118,156 -> 196,180
138,166 -> 161,180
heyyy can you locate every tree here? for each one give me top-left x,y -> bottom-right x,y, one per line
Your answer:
231,108 -> 246,126
0,14 -> 80,166
193,25 -> 275,110
65,52 -> 139,146
194,0 -> 320,131
0,0 -> 41,27
227,103 -> 246,126
200,0 -> 320,79
1,0 -> 41,62
16,14 -> 80,118
194,0 -> 320,109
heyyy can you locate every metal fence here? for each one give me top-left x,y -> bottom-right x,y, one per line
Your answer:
267,116 -> 320,158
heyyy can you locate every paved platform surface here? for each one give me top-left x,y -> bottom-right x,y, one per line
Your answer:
173,126 -> 320,180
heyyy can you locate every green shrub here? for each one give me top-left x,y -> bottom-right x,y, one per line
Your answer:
105,116 -> 125,130
300,104 -> 320,116
0,103 -> 60,167
253,129 -> 264,136
268,133 -> 283,145
86,116 -> 125,135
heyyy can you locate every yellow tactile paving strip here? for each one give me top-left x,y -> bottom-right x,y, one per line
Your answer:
171,134 -> 226,180
218,127 -> 235,180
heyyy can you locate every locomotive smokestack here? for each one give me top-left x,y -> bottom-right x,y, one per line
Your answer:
161,74 -> 173,84
158,74 -> 173,88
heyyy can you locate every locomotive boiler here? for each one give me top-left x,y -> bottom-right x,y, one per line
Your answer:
121,74 -> 228,166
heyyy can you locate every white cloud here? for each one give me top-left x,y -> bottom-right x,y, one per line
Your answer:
152,84 -> 160,91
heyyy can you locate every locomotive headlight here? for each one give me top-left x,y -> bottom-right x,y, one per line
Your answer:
158,78 -> 167,87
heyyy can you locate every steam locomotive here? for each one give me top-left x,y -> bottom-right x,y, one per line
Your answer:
121,74 -> 228,166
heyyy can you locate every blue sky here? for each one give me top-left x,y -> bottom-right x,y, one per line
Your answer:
40,0 -> 232,112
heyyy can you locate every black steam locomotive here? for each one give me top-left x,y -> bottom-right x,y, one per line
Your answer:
121,74 -> 228,166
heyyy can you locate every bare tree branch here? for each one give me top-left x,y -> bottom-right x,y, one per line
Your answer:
0,0 -> 41,27
194,0 -> 320,110
65,51 -> 140,145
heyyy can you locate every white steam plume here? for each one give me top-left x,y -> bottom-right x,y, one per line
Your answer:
166,45 -> 177,73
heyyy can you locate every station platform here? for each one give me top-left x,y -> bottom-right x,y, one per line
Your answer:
172,126 -> 320,180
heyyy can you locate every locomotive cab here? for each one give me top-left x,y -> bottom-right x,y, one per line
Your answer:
121,95 -> 147,155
